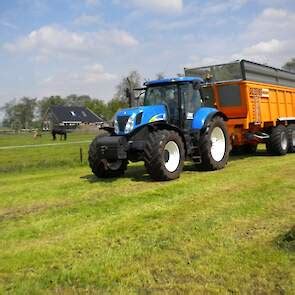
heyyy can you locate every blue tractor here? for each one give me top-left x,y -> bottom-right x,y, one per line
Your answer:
88,77 -> 230,181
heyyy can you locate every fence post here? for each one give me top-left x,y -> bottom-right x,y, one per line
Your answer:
80,147 -> 83,164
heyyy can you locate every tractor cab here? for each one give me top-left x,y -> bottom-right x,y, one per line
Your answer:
143,77 -> 204,129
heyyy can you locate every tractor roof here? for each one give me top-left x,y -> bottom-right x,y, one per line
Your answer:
144,76 -> 203,87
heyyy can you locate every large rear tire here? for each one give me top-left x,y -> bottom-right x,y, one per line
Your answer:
88,132 -> 128,178
287,124 -> 295,153
266,125 -> 289,155
199,116 -> 230,170
144,130 -> 185,181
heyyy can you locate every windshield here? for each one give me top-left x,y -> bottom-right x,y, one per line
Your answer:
144,84 -> 178,106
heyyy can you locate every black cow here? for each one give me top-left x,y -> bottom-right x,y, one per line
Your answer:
52,128 -> 67,140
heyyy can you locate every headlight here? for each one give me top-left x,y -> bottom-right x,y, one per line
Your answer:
114,119 -> 119,134
124,114 -> 136,134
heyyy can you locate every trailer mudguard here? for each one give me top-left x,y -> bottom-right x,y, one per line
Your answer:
192,107 -> 218,130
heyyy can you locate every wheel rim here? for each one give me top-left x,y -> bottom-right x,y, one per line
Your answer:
281,132 -> 288,151
107,160 -> 122,170
210,127 -> 226,162
164,141 -> 180,172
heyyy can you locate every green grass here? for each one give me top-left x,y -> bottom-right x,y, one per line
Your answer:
0,132 -> 95,172
0,133 -> 294,293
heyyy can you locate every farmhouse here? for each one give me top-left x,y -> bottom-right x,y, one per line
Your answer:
42,105 -> 104,130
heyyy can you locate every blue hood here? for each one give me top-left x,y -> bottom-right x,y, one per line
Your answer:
115,105 -> 167,135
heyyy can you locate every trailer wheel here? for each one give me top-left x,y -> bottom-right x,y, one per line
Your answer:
287,124 -> 295,153
88,132 -> 128,178
199,116 -> 230,170
266,125 -> 289,155
144,130 -> 184,181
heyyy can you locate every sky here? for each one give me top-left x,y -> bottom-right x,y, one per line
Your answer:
0,0 -> 295,110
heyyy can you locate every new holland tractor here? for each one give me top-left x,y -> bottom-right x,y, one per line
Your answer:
88,77 -> 230,181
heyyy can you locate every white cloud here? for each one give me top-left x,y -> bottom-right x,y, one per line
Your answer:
3,25 -> 139,58
237,8 -> 295,65
247,8 -> 295,41
40,64 -> 117,97
73,14 -> 102,26
82,64 -> 117,83
243,39 -> 285,55
189,7 -> 295,68
126,0 -> 183,13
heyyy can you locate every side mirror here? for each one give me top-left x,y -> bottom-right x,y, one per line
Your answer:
192,80 -> 201,90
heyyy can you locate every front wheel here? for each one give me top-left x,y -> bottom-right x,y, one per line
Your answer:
199,116 -> 230,170
88,133 -> 128,178
144,130 -> 185,181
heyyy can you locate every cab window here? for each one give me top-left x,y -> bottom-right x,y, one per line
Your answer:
180,84 -> 202,115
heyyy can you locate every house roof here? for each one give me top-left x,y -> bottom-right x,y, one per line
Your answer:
49,106 -> 104,123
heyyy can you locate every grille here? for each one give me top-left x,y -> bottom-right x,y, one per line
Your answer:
117,116 -> 130,132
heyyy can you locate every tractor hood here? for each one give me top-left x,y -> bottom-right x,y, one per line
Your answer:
114,105 -> 167,135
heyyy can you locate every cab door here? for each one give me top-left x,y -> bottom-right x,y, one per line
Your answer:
180,83 -> 202,129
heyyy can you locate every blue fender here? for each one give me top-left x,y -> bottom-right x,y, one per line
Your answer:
192,107 -> 218,130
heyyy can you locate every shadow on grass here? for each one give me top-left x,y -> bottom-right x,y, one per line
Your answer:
80,165 -> 152,183
228,149 -> 277,162
81,150 -> 281,183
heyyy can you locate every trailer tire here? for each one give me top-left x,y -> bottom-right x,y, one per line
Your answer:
266,125 -> 289,155
199,116 -> 230,170
144,130 -> 184,181
287,124 -> 295,153
88,132 -> 128,178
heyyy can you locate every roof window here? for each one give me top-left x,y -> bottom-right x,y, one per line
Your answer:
70,111 -> 76,117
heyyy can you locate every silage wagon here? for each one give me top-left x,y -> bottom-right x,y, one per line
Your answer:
89,60 -> 295,181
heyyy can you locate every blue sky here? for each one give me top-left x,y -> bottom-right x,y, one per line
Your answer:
0,0 -> 295,109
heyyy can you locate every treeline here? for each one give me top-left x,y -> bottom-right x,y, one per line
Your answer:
1,71 -> 142,130
0,95 -> 128,130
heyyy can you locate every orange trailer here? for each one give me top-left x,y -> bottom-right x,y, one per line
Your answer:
185,60 -> 295,154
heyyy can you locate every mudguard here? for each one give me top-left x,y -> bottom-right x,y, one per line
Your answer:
192,107 -> 218,130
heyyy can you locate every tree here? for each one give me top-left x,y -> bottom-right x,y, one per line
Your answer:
114,71 -> 141,106
64,94 -> 92,107
85,99 -> 108,120
38,95 -> 65,121
106,99 -> 128,120
282,58 -> 295,72
2,97 -> 37,130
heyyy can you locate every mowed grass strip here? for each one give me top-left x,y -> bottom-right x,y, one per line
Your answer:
0,149 -> 294,293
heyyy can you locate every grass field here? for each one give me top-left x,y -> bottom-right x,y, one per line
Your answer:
0,133 -> 294,294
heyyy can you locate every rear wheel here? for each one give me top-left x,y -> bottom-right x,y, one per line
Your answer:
266,125 -> 289,155
144,130 -> 184,181
287,124 -> 295,153
88,132 -> 128,178
199,116 -> 230,170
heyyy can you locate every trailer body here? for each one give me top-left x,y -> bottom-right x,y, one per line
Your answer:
185,60 -> 295,147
